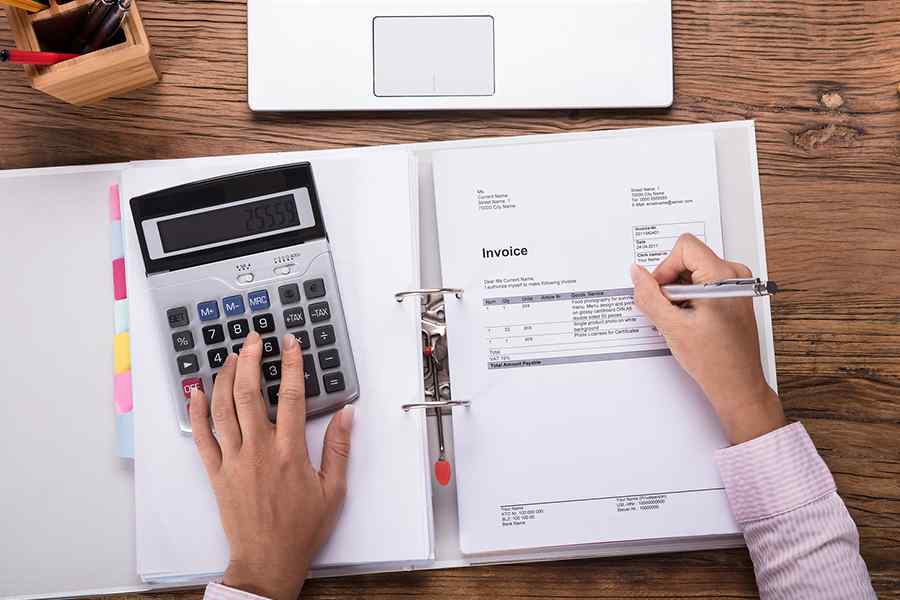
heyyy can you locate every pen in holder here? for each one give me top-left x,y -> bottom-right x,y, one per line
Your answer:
5,0 -> 159,105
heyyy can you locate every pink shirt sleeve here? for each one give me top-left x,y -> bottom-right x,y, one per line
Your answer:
715,422 -> 876,599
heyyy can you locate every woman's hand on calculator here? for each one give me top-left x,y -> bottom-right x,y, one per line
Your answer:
189,331 -> 355,600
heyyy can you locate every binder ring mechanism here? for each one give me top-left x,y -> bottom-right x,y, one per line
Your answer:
402,399 -> 471,412
394,288 -> 464,303
396,287 -> 469,414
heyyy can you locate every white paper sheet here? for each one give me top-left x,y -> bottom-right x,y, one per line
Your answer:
432,132 -> 741,555
121,151 -> 433,581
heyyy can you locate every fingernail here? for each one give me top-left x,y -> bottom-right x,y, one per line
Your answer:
245,331 -> 260,345
339,404 -> 355,432
190,387 -> 199,402
225,353 -> 237,366
283,333 -> 297,350
630,263 -> 643,283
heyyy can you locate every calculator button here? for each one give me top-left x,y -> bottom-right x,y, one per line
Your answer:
237,273 -> 254,284
283,307 -> 305,329
303,279 -> 326,299
303,355 -> 321,397
323,372 -> 346,394
181,377 -> 204,399
293,330 -> 311,350
232,343 -> 243,354
318,348 -> 340,370
267,384 -> 280,404
278,283 -> 301,305
274,266 -> 293,276
262,360 -> 282,382
167,307 -> 189,329
248,289 -> 270,311
172,330 -> 194,352
227,319 -> 250,340
313,325 -> 336,347
202,324 -> 225,345
222,295 -> 245,317
262,336 -> 280,358
197,301 -> 220,321
177,354 -> 200,375
308,301 -> 331,323
253,314 -> 276,334
208,348 -> 228,369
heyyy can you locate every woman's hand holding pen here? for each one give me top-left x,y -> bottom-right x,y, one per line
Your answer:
630,234 -> 786,445
189,332 -> 355,600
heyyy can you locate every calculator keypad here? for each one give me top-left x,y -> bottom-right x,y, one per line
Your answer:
261,337 -> 280,358
262,361 -> 281,382
177,354 -> 200,375
163,270 -> 356,431
308,301 -> 331,323
318,348 -> 340,370
253,314 -> 276,334
303,279 -> 326,299
283,307 -> 305,328
248,290 -> 270,311
278,284 -> 301,305
228,319 -> 250,339
303,354 -> 320,397
172,330 -> 194,352
181,378 -> 204,399
313,325 -> 336,346
167,307 -> 190,329
293,330 -> 311,350
208,348 -> 228,369
202,324 -> 225,345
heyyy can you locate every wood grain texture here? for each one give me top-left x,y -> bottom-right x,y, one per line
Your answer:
1,0 -> 898,598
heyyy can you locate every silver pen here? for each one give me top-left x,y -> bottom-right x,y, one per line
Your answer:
661,278 -> 779,301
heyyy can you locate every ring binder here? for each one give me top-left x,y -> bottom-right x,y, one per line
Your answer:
394,287 -> 464,302
402,399 -> 471,412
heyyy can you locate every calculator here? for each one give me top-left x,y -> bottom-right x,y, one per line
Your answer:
130,163 -> 360,433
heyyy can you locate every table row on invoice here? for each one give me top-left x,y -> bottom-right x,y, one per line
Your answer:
484,288 -> 671,370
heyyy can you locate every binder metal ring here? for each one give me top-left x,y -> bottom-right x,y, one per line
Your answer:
395,288 -> 464,303
402,399 -> 471,412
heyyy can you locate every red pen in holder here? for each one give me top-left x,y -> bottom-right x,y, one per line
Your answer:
4,0 -> 158,105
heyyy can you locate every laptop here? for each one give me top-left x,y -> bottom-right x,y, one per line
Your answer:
247,0 -> 673,111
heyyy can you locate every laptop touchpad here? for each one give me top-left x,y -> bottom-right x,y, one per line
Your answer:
374,16 -> 495,97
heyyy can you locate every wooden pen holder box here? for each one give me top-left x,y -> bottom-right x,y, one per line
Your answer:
6,0 -> 159,105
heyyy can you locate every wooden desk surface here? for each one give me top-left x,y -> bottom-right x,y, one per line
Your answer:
2,0 -> 898,598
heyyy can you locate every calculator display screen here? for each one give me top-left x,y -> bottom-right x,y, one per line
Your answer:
158,194 -> 302,253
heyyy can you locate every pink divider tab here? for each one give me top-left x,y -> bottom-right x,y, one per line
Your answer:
113,257 -> 127,300
114,371 -> 133,414
109,185 -> 121,222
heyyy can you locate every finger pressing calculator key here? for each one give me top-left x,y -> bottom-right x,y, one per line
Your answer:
131,162 -> 360,434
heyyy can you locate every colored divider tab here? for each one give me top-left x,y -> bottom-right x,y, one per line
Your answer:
114,371 -> 133,414
113,257 -> 127,301
110,220 -> 124,259
114,299 -> 130,335
114,332 -> 131,374
109,185 -> 121,222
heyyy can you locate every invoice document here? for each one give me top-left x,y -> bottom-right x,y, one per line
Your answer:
433,132 -> 741,555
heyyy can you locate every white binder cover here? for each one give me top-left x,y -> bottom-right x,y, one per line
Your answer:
0,121 -> 771,599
